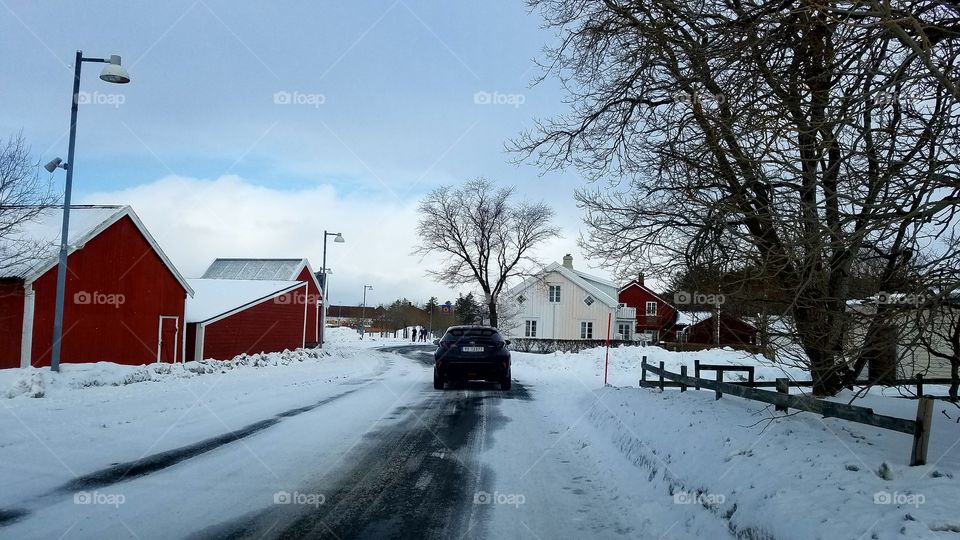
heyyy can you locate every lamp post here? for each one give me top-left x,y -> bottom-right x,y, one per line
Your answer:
48,51 -> 130,372
320,231 -> 345,346
360,285 -> 373,339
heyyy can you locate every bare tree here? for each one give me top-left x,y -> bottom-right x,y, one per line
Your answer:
514,0 -> 960,395
1,132 -> 57,275
415,178 -> 560,327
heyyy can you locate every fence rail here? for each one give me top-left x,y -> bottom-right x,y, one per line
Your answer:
639,359 -> 934,466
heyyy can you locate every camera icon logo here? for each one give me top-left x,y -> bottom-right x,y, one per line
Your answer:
473,491 -> 492,504
274,491 -> 292,504
273,91 -> 292,105
873,491 -> 892,504
73,291 -> 92,304
673,291 -> 691,305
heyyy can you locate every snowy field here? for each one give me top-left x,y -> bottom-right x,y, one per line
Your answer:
0,334 -> 957,539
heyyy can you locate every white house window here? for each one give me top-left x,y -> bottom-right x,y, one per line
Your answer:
617,322 -> 632,339
516,294 -> 526,305
646,301 -> 657,316
548,285 -> 561,303
642,330 -> 656,343
583,295 -> 595,306
525,320 -> 537,337
580,321 -> 594,339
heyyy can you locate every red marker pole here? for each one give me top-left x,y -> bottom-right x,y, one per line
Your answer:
604,312 -> 612,385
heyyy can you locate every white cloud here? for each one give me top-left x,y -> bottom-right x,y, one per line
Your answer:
81,174 -> 602,306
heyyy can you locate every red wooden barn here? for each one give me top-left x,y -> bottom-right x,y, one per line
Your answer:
184,258 -> 324,361
618,273 -> 679,342
683,311 -> 759,346
0,205 -> 193,369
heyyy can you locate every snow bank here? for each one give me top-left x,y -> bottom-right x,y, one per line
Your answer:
512,345 -> 960,539
0,327 -> 403,399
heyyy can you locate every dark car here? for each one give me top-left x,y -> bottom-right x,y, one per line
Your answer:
433,325 -> 511,390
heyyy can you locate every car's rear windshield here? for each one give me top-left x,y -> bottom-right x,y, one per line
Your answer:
445,328 -> 500,339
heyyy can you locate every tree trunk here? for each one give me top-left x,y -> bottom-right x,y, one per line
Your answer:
488,300 -> 498,328
950,357 -> 958,403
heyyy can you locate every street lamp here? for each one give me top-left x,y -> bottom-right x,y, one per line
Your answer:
360,285 -> 373,339
48,51 -> 130,372
320,231 -> 345,346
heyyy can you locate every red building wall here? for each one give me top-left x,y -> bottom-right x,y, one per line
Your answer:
0,281 -> 25,368
198,285 -> 307,360
294,267 -> 320,344
27,216 -> 187,367
618,282 -> 678,339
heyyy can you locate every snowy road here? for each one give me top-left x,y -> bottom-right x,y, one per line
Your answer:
1,344 -> 732,539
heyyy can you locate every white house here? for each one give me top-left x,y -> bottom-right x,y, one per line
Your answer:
503,254 -> 637,340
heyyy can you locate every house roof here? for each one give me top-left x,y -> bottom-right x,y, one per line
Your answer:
185,278 -> 304,323
509,262 -> 620,308
201,257 -> 323,296
619,278 -> 677,309
326,304 -> 387,319
0,205 -> 193,295
675,310 -> 714,326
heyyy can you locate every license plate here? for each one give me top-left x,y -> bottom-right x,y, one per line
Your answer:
461,346 -> 484,353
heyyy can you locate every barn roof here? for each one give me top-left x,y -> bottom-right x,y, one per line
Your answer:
0,205 -> 193,295
185,278 -> 304,323
201,258 -> 323,295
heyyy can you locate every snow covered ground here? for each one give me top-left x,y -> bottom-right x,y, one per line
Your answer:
510,346 -> 960,539
0,336 -> 957,539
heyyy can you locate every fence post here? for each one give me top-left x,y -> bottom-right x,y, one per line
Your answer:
748,366 -> 755,385
715,369 -> 722,400
775,378 -> 789,412
916,373 -> 924,398
910,397 -> 934,466
680,365 -> 687,392
641,356 -> 647,386
659,361 -> 665,391
694,360 -> 701,390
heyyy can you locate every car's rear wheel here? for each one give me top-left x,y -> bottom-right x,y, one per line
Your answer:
433,370 -> 444,390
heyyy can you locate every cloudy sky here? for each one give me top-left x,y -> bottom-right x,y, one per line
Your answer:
1,0 -> 614,306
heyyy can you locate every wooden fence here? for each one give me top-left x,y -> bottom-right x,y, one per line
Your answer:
639,358 -> 935,466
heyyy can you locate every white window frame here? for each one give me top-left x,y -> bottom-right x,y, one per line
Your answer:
646,301 -> 657,316
525,319 -> 538,338
617,322 -> 632,340
548,285 -> 561,303
580,321 -> 594,339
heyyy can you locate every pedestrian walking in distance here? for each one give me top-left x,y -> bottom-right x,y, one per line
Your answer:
412,327 -> 418,342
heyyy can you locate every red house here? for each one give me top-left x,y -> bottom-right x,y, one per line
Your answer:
0,205 -> 193,369
200,258 -> 324,345
184,278 -> 310,361
682,311 -> 758,346
618,273 -> 679,342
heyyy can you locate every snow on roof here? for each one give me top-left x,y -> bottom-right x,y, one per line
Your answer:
0,205 -> 125,279
185,278 -> 304,323
676,311 -> 713,326
509,262 -> 620,308
202,258 -> 305,281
